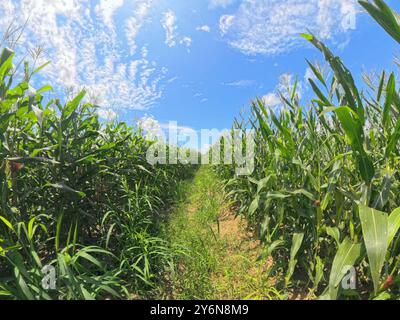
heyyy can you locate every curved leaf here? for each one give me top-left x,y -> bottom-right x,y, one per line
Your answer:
327,238 -> 361,300
358,204 -> 388,295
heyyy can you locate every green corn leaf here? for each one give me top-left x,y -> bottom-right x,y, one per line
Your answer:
358,204 -> 388,295
45,183 -> 86,198
373,172 -> 392,210
291,189 -> 315,201
290,75 -> 299,102
306,59 -> 327,88
0,215 -> 14,232
286,232 -> 304,284
14,268 -> 34,300
256,174 -> 275,194
386,116 -> 400,156
63,90 -> 86,118
308,78 -> 331,106
0,112 -> 14,135
8,157 -> 60,165
74,251 -> 104,270
327,237 -> 361,300
383,73 -> 395,132
325,106 -> 375,184
27,217 -> 36,241
248,195 -> 260,216
80,285 -> 95,300
32,61 -> 51,76
36,84 -> 53,94
55,213 -> 63,252
0,47 -> 13,66
313,256 -> 325,291
326,227 -> 341,247
303,34 -> 365,123
388,208 -> 400,246
359,0 -> 400,45
377,70 -> 386,102
257,239 -> 285,261
266,192 -> 290,200
0,48 -> 14,79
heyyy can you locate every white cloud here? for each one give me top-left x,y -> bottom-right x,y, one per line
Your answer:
219,0 -> 358,55
196,25 -> 211,33
161,10 -> 178,47
98,108 -> 117,121
262,93 -> 281,107
0,0 -> 165,111
219,15 -> 235,35
180,36 -> 193,48
95,0 -> 125,29
223,80 -> 254,87
209,0 -> 236,9
125,1 -> 152,55
161,10 -> 194,51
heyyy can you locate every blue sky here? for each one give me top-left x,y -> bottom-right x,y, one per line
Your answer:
1,0 -> 400,145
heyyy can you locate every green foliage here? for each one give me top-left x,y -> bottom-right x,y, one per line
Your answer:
0,48 -> 195,299
360,0 -> 400,44
216,0 -> 400,300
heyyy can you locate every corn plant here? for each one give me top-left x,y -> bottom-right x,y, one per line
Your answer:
217,0 -> 400,300
0,43 -> 195,299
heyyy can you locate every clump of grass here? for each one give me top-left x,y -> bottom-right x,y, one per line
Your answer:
159,167 -> 220,299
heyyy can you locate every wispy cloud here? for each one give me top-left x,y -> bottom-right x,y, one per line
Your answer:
219,15 -> 235,35
219,0 -> 358,55
180,36 -> 193,48
209,0 -> 236,9
95,0 -> 125,30
98,108 -> 117,122
262,93 -> 281,108
161,10 -> 178,47
196,25 -> 211,33
223,80 -> 254,87
161,9 -> 194,51
0,0 -> 165,111
125,1 -> 152,55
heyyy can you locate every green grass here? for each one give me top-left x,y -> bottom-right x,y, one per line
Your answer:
158,167 -> 285,300
158,167 -> 221,299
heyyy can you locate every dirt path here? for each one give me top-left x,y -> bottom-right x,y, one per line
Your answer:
161,167 -> 284,300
